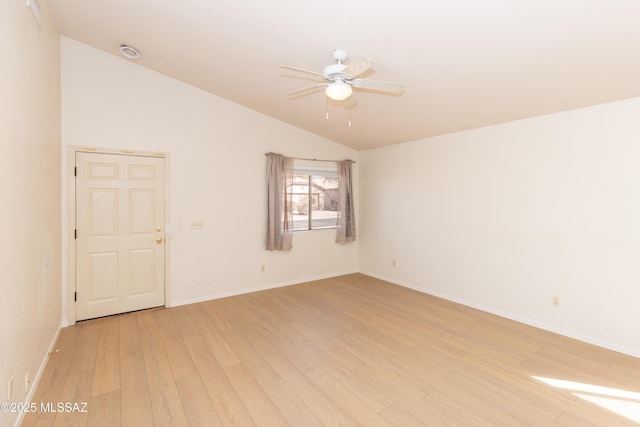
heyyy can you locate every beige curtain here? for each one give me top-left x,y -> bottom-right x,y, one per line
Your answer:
336,160 -> 356,243
266,153 -> 294,251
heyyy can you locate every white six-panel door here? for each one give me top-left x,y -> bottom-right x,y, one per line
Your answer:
75,152 -> 165,321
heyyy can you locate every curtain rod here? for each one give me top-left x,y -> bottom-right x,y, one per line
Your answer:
265,153 -> 355,164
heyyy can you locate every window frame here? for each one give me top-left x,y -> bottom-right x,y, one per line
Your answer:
289,161 -> 339,232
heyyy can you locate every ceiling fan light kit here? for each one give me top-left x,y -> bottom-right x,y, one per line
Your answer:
326,80 -> 353,101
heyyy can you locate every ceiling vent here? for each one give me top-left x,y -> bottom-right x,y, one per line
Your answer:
119,45 -> 140,60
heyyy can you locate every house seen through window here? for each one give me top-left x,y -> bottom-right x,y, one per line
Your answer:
289,163 -> 339,231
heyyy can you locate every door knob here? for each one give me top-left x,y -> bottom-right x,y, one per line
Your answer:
156,237 -> 163,244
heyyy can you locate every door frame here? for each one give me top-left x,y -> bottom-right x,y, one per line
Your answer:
67,146 -> 171,325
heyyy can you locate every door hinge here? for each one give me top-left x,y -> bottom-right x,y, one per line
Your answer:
74,229 -> 77,239
74,167 -> 77,176
74,292 -> 77,302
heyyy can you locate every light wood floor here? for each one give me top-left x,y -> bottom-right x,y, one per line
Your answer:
22,273 -> 640,426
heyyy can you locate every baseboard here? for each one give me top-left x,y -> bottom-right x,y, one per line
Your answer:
168,269 -> 360,308
14,324 -> 62,427
359,270 -> 640,360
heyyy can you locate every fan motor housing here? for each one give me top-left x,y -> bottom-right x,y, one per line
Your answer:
323,64 -> 347,80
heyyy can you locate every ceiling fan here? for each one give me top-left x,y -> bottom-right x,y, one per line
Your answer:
279,49 -> 405,101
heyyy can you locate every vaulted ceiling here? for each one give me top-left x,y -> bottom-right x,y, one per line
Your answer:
50,0 -> 640,150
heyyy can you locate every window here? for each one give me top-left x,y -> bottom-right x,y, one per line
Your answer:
288,162 -> 339,231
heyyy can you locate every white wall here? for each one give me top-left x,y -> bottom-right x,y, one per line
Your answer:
360,97 -> 640,357
0,1 -> 62,426
60,37 -> 358,322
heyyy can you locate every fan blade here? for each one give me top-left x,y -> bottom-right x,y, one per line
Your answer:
342,56 -> 372,79
351,78 -> 404,94
287,83 -> 327,96
278,65 -> 324,77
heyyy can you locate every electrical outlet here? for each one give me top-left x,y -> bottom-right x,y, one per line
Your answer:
261,264 -> 266,272
25,372 -> 30,393
392,259 -> 396,268
190,221 -> 204,230
8,377 -> 13,401
552,295 -> 560,307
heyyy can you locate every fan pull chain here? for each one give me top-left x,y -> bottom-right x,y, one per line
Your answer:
348,108 -> 352,127
326,99 -> 329,120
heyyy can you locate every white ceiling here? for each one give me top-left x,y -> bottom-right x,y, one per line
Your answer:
49,0 -> 640,151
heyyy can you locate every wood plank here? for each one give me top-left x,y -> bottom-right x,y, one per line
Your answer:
175,374 -> 223,427
290,319 -> 365,370
182,334 -> 234,398
91,316 -> 120,396
184,303 -> 241,368
222,363 -> 288,426
262,350 -> 356,426
305,366 -> 392,427
153,308 -> 198,380
221,331 -> 280,386
86,390 -> 120,427
67,319 -> 102,374
52,370 -> 93,427
212,390 -> 256,427
169,305 -> 200,339
119,312 -> 143,358
262,378 -> 324,427
295,339 -> 394,413
353,358 -> 431,401
120,354 -> 154,427
138,311 -> 189,427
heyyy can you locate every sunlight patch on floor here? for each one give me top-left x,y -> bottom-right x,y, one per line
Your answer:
533,376 -> 640,423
